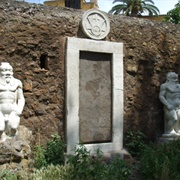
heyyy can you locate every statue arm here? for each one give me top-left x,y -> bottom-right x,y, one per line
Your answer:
159,84 -> 173,110
16,81 -> 25,115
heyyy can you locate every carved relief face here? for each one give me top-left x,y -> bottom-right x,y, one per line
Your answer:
0,63 -> 13,83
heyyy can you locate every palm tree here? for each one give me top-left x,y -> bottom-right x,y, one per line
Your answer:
109,0 -> 160,17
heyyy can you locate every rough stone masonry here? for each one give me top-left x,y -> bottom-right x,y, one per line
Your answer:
0,0 -> 180,145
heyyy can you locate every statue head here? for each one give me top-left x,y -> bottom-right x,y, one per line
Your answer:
0,62 -> 13,83
166,72 -> 178,82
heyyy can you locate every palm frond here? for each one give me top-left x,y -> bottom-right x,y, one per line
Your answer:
113,0 -> 130,4
143,0 -> 155,5
142,4 -> 160,15
109,4 -> 128,14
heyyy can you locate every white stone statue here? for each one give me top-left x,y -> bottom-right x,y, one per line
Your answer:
0,62 -> 25,142
159,72 -> 180,136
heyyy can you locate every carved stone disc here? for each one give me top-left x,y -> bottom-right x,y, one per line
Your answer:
81,9 -> 110,40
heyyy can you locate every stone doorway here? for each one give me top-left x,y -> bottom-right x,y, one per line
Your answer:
66,37 -> 123,154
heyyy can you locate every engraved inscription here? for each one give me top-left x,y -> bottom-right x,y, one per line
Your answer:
70,65 -> 77,80
115,66 -> 122,79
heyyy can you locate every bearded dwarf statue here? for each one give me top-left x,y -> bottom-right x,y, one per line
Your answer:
0,62 -> 25,142
159,72 -> 180,136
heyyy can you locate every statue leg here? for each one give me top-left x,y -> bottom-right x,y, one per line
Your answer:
175,110 -> 180,134
165,109 -> 177,134
0,112 -> 6,142
8,111 -> 20,137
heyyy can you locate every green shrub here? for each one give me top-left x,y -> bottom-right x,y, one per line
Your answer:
33,134 -> 66,169
44,134 -> 66,166
67,144 -> 131,180
104,156 -> 131,180
140,139 -> 180,179
33,136 -> 131,179
30,164 -> 73,180
34,145 -> 47,169
67,144 -> 94,179
0,170 -> 18,180
125,131 -> 146,157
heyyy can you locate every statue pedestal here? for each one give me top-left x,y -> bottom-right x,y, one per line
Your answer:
0,125 -> 32,172
158,134 -> 180,143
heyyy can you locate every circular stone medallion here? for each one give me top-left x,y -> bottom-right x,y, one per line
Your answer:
81,9 -> 110,40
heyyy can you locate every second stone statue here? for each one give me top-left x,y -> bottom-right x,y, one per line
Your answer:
159,72 -> 180,136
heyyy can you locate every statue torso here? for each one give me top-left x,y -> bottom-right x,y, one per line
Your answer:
165,83 -> 180,109
0,78 -> 20,114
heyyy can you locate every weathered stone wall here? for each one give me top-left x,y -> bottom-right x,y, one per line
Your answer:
0,0 -> 180,144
